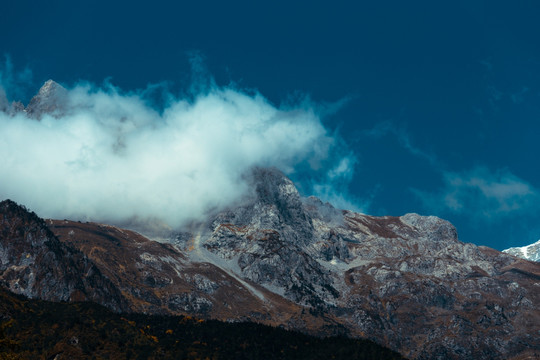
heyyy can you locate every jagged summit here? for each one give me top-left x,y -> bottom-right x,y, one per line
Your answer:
25,79 -> 68,119
243,167 -> 313,234
38,79 -> 61,93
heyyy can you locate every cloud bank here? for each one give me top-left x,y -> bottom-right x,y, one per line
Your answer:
0,76 -> 353,233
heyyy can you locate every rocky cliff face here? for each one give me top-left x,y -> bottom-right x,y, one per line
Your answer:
1,168 -> 540,359
0,200 -> 127,312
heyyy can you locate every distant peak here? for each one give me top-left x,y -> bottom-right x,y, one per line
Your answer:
37,79 -> 64,95
503,239 -> 540,262
25,79 -> 68,119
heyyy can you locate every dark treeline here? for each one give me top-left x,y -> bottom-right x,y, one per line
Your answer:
0,288 -> 405,359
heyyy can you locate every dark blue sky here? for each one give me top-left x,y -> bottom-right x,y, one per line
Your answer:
2,0 -> 540,250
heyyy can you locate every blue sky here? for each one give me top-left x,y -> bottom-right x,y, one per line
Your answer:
1,1 -> 540,250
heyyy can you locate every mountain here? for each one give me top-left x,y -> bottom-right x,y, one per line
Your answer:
39,168 -> 540,360
46,216 -> 311,328
1,169 -> 540,359
503,239 -> 540,262
1,82 -> 540,359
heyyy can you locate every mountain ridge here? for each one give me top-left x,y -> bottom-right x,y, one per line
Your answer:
504,239 -> 540,262
0,166 -> 537,359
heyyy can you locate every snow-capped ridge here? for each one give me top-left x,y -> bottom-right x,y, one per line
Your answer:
503,239 -> 540,262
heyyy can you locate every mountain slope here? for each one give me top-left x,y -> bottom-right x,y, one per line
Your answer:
0,287 -> 404,360
0,200 -> 127,312
47,217 -> 348,336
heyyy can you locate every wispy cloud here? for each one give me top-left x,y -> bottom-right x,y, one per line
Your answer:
413,167 -> 539,221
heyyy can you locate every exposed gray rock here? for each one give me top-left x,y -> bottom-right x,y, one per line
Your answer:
202,167 -> 338,307
25,79 -> 68,119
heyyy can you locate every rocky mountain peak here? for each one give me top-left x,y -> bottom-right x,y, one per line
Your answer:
251,167 -> 300,204
206,167 -> 313,240
249,167 -> 310,228
25,79 -> 68,119
38,79 -> 62,94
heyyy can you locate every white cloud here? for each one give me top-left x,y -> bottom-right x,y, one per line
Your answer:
0,79 -> 351,233
413,166 -> 539,220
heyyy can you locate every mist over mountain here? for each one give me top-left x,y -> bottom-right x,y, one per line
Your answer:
0,79 -> 356,234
